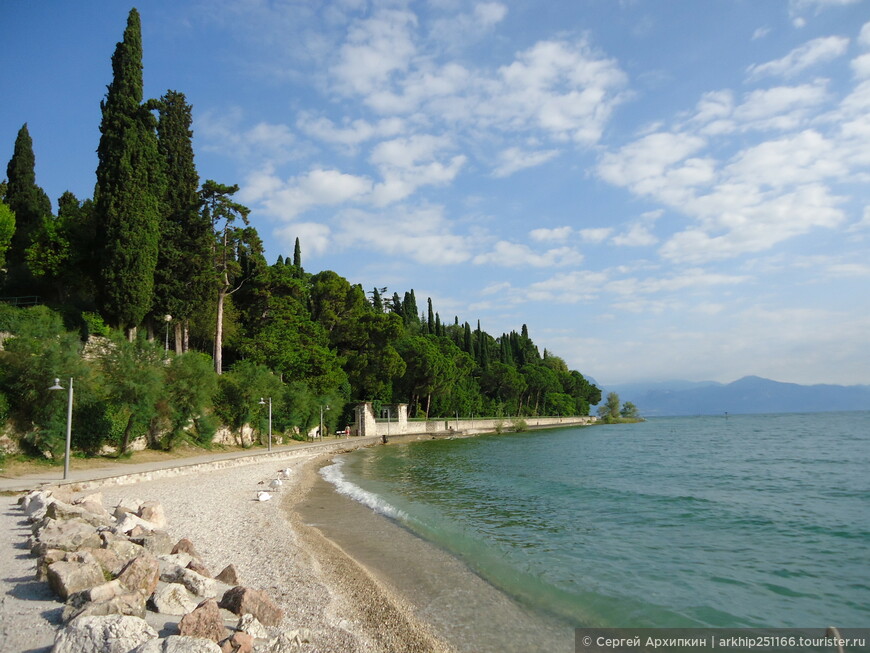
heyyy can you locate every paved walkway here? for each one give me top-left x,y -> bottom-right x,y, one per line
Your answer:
0,436 -> 382,494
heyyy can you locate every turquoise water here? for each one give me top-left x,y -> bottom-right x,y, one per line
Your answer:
322,413 -> 870,629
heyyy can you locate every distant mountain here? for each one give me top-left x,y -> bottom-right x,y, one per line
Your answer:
606,376 -> 870,417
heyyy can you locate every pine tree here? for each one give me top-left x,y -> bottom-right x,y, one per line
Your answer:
3,123 -> 52,294
153,90 -> 209,351
93,8 -> 164,335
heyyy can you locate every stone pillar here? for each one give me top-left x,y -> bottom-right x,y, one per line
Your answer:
396,404 -> 408,434
355,403 -> 377,437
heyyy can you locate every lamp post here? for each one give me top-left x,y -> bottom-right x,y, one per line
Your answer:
163,314 -> 172,352
48,377 -> 73,480
258,397 -> 272,452
320,404 -> 329,439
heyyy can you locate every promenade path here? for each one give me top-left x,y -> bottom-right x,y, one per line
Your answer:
0,435 -> 382,494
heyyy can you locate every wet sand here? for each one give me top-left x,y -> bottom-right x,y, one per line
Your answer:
293,456 -> 576,653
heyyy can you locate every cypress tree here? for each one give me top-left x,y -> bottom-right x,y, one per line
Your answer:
3,123 -> 52,294
93,8 -> 164,334
276,254 -> 284,265
427,297 -> 435,333
153,90 -> 208,351
371,287 -> 383,313
463,321 -> 472,353
293,237 -> 302,269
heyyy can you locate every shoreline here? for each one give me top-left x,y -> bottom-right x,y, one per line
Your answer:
295,451 -> 576,653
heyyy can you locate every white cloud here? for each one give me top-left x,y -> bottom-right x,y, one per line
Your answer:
296,114 -> 406,149
369,134 -> 467,205
197,109 -> 299,164
852,53 -> 870,78
330,9 -> 418,97
860,21 -> 870,47
334,205 -> 473,265
274,222 -> 331,256
492,147 -> 559,177
530,226 -> 573,242
430,2 -> 507,51
241,168 -> 373,219
746,36 -> 850,80
752,27 -> 771,40
473,241 -> 580,267
612,223 -> 658,247
579,228 -> 613,244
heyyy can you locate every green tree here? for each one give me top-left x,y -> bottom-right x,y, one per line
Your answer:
93,8 -> 165,335
293,237 -> 302,270
162,351 -> 218,446
201,180 -> 261,374
621,401 -> 640,419
3,124 -> 52,294
153,90 -> 211,352
0,200 -> 15,273
598,391 -> 621,422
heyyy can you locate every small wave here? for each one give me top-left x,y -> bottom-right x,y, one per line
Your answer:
320,459 -> 408,521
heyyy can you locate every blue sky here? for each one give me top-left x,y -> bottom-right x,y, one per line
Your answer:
3,0 -> 870,386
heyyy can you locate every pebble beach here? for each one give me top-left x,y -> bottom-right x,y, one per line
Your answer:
0,447 -> 452,653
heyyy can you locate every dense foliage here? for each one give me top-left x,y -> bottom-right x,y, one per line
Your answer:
0,9 -> 600,457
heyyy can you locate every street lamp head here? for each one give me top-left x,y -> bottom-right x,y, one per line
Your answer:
49,378 -> 63,391
259,398 -> 266,405
164,314 -> 172,322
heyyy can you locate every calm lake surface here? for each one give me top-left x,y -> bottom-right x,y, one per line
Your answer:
322,412 -> 869,629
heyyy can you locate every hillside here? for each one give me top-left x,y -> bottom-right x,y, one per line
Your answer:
608,376 -> 870,416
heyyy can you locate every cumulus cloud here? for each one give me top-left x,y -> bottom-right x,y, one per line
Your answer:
746,36 -> 850,80
334,205 -> 473,265
473,241 -> 580,267
241,168 -> 373,219
274,222 -> 331,256
296,114 -> 406,149
492,147 -> 559,177
529,226 -> 573,242
369,134 -> 467,205
197,109 -> 299,164
579,228 -> 613,243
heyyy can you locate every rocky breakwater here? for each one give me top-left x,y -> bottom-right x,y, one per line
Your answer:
19,485 -> 310,653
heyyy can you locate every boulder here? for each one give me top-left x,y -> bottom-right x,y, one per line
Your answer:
117,554 -> 160,598
215,564 -> 239,586
51,614 -> 157,653
46,501 -> 112,528
218,587 -> 284,627
101,531 -> 147,562
235,614 -> 269,639
149,582 -> 200,616
130,530 -> 174,556
220,631 -> 253,653
138,501 -> 167,529
47,560 -> 106,600
178,598 -> 227,643
113,498 -> 144,521
131,635 -> 223,653
78,546 -> 127,577
23,489 -> 55,521
35,518 -> 102,552
36,548 -> 67,582
171,537 -> 201,560
187,560 -> 212,578
63,591 -> 147,623
115,513 -> 160,535
256,629 -> 310,653
162,566 -> 220,598
159,552 -> 194,568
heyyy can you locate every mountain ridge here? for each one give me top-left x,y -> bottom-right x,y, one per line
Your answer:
606,376 -> 870,417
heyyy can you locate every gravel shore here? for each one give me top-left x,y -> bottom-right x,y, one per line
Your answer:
0,450 -> 451,652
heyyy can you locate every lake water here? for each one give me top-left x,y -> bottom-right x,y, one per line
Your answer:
321,412 -> 869,631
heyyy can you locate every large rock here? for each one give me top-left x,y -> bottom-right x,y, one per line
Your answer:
115,513 -> 160,535
161,565 -> 226,599
36,548 -> 68,582
149,582 -> 200,616
215,564 -> 239,586
131,635 -> 223,653
187,560 -> 212,578
101,531 -> 147,562
51,614 -> 157,653
137,501 -> 167,529
47,560 -> 106,600
179,598 -> 227,643
63,591 -> 147,623
36,518 -> 102,552
235,614 -> 269,639
78,546 -> 127,577
219,631 -> 253,653
117,554 -> 160,597
130,530 -> 174,556
171,538 -> 201,560
22,489 -> 56,521
218,587 -> 284,627
46,500 -> 112,528
113,498 -> 144,521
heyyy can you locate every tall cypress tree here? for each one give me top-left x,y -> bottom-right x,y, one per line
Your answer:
293,237 -> 302,269
3,123 -> 52,294
94,8 -> 164,334
153,89 -> 209,351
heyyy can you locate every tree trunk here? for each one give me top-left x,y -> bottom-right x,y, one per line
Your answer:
120,412 -> 135,456
182,320 -> 190,353
126,325 -> 137,342
425,393 -> 431,419
215,289 -> 225,374
174,322 -> 183,354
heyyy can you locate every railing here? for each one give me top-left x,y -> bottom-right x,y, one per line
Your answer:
0,295 -> 42,306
